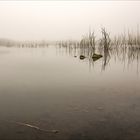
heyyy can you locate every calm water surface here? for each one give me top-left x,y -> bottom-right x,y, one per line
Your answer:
0,46 -> 140,140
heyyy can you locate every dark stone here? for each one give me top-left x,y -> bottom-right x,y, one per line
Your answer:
80,55 -> 86,60
92,54 -> 102,61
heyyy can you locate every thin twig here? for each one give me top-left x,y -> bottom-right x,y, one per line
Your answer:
4,120 -> 59,134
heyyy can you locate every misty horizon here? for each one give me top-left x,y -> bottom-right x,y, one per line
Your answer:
0,1 -> 140,41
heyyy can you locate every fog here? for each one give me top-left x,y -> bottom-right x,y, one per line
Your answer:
0,1 -> 140,41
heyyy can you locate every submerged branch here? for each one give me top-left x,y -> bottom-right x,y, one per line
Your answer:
4,120 -> 59,134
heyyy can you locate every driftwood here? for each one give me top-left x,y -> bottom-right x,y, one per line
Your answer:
4,120 -> 59,134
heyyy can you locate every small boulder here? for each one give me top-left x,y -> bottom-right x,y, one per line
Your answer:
80,55 -> 86,60
92,53 -> 102,61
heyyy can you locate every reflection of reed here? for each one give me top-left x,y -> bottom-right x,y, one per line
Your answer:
109,46 -> 140,73
102,48 -> 110,70
57,43 -> 140,72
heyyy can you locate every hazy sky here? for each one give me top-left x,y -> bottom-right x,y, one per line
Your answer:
0,1 -> 140,41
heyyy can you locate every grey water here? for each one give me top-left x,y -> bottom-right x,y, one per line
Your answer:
0,46 -> 140,140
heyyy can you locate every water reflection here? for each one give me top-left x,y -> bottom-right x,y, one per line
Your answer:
1,42 -> 139,73
56,44 -> 140,73
0,45 -> 140,140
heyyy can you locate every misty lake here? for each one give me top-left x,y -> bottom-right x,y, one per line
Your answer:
0,46 -> 140,140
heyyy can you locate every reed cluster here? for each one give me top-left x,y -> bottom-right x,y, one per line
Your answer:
111,27 -> 140,48
0,27 -> 140,49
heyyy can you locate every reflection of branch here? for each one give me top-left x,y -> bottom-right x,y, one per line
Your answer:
102,49 -> 110,70
5,120 -> 59,134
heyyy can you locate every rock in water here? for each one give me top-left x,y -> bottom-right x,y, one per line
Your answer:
80,55 -> 86,60
92,53 -> 102,61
